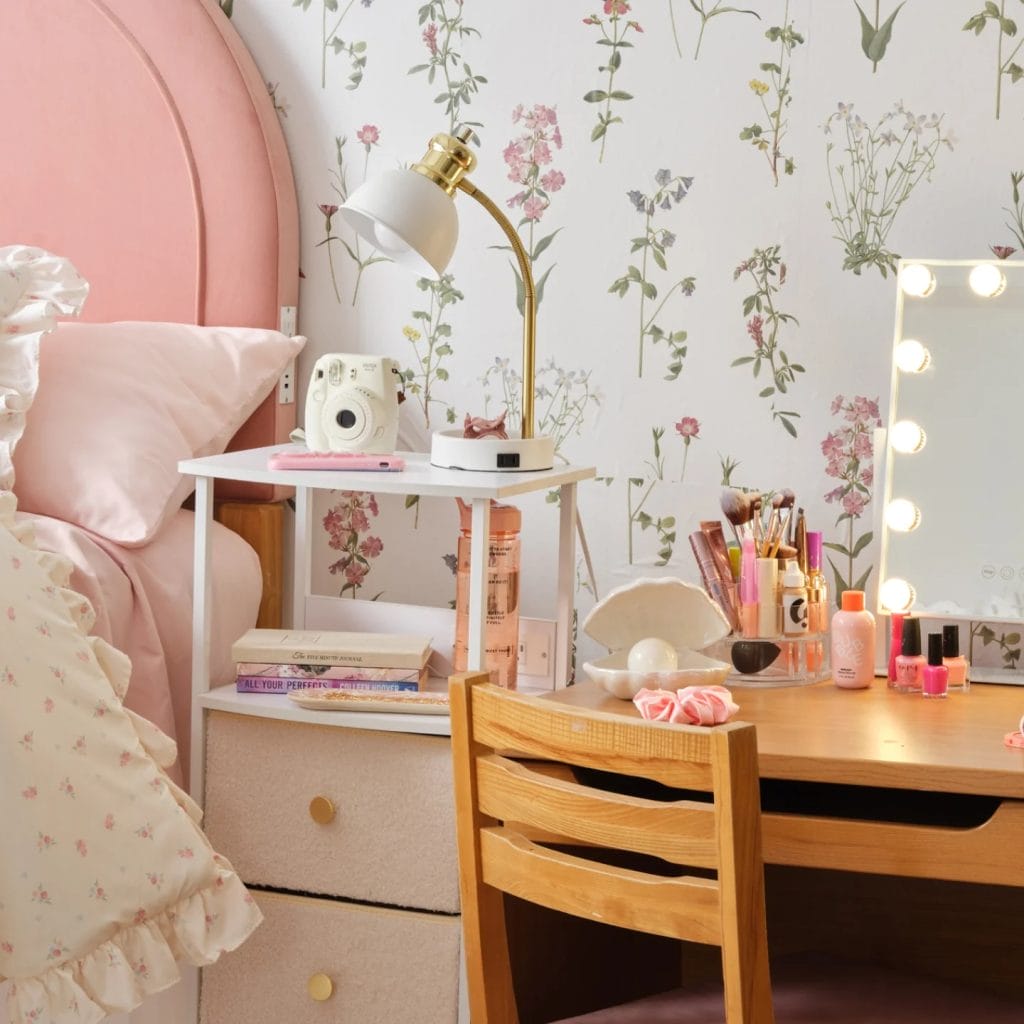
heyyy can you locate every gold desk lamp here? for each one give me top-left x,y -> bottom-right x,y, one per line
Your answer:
340,127 -> 554,472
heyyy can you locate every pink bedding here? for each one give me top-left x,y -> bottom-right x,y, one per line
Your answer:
19,508 -> 261,786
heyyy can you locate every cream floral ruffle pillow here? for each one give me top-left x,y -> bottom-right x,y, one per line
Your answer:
1,250 -> 260,1022
0,486 -> 261,1023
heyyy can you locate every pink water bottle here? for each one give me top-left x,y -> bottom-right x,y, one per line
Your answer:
453,499 -> 521,689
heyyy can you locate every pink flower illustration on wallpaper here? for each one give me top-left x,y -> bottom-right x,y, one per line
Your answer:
409,1 -> 487,137
609,170 -> 696,380
323,492 -> 384,598
821,395 -> 882,608
675,416 -> 700,482
732,245 -> 804,437
318,131 -> 390,305
583,3 -> 643,161
501,103 -> 566,314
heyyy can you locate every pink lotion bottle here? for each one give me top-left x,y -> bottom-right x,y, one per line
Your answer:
830,589 -> 876,689
923,632 -> 948,699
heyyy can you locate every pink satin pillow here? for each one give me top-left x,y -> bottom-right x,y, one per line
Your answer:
13,321 -> 304,546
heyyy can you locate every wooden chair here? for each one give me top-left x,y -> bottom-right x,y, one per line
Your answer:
449,673 -> 1022,1024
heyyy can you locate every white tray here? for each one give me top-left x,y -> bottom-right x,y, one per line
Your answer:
286,688 -> 450,714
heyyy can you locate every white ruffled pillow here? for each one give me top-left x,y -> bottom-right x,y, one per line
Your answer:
0,246 -> 89,492
0,487 -> 261,1021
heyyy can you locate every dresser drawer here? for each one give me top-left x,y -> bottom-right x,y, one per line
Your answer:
201,890 -> 461,1024
204,712 -> 459,912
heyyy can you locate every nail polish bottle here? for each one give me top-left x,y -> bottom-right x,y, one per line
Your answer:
887,612 -> 905,689
894,616 -> 925,693
922,632 -> 948,699
942,624 -> 970,692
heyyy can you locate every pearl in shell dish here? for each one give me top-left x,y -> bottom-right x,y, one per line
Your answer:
581,577 -> 731,700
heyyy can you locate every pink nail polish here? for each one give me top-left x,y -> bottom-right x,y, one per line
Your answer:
922,632 -> 948,699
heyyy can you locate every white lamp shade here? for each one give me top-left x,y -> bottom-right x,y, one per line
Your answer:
340,169 -> 459,278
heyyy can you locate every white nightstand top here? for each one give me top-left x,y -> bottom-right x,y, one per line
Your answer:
179,444 -> 595,499
199,683 -> 454,736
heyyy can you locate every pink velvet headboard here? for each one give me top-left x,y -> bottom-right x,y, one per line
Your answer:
0,0 -> 299,498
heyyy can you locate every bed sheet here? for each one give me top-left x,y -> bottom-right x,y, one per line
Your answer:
19,508 -> 261,786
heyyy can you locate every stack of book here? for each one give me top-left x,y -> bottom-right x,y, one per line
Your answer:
231,629 -> 433,693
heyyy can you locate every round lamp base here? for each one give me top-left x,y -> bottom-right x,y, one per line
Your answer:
430,430 -> 555,472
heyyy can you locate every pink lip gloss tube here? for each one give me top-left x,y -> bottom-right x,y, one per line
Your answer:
923,632 -> 949,698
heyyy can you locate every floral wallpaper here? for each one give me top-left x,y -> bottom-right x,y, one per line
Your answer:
226,0 -> 1022,667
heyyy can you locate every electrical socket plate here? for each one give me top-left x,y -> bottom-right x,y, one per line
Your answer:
518,616 -> 556,687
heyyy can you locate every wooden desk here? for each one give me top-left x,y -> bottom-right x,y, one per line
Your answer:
546,679 -> 1024,887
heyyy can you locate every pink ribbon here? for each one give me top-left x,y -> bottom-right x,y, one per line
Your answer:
632,685 -> 739,726
462,409 -> 509,440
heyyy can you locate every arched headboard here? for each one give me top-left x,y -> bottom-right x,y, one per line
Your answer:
0,0 -> 299,491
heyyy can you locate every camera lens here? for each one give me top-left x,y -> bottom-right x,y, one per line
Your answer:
336,409 -> 357,429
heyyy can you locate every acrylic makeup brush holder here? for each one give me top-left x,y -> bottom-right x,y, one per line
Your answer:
704,633 -> 830,688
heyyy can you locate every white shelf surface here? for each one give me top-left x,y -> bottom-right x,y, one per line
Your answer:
180,444 -> 595,499
199,680 -> 557,737
200,681 -> 454,736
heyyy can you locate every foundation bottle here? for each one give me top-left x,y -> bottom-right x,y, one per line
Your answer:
806,531 -> 829,634
830,589 -> 876,689
894,616 -> 925,693
782,560 -> 809,636
942,624 -> 970,692
453,499 -> 521,689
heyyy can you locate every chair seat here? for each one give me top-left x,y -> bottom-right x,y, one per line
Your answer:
553,953 -> 1022,1023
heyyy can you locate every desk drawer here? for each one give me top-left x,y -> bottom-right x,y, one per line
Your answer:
204,712 -> 459,912
201,890 -> 461,1024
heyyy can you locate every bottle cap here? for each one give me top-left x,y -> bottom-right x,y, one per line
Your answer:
783,559 -> 805,588
942,623 -> 960,658
807,531 -> 823,571
901,616 -> 922,657
456,498 -> 521,533
928,632 -> 944,667
840,589 -> 865,612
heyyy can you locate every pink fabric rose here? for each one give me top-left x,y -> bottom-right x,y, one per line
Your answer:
632,685 -> 739,726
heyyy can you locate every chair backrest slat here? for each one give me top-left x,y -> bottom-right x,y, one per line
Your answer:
477,753 -> 719,868
481,826 -> 723,944
471,683 -> 716,791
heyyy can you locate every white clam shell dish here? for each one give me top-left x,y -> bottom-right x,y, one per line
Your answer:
581,577 -> 731,700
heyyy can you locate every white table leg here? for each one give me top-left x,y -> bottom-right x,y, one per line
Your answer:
190,476 -> 213,804
556,483 -> 577,687
292,486 -> 312,630
468,498 -> 491,672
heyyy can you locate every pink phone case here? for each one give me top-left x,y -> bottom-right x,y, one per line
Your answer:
267,450 -> 406,472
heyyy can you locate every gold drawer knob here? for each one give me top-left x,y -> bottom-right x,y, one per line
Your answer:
309,795 -> 336,825
308,972 -> 334,1001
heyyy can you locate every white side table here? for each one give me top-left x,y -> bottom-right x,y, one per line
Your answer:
178,444 -> 595,801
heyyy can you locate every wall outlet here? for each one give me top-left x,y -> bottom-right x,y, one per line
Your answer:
279,305 -> 298,336
518,617 -> 556,686
277,360 -> 295,405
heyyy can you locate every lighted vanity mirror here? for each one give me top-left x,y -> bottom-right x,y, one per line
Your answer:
879,259 -> 1024,682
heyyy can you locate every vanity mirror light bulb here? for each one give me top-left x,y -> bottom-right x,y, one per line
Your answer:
968,263 -> 1006,298
884,498 -> 921,533
894,338 -> 931,373
879,577 -> 916,614
899,264 -> 936,298
890,420 -> 927,454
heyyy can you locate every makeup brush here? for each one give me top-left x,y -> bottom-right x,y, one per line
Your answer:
794,508 -> 808,575
764,493 -> 784,557
769,490 -> 797,558
720,488 -> 755,548
780,489 -> 796,544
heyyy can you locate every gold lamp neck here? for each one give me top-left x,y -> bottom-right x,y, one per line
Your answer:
411,132 -> 477,196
